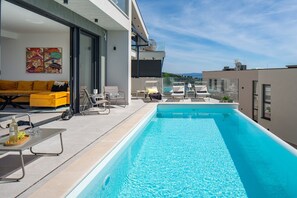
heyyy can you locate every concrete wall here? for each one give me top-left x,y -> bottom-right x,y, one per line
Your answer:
258,69 -> 297,145
106,30 -> 130,104
1,32 -> 70,81
203,70 -> 258,118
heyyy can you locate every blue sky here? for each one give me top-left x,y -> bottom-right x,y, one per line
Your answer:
137,0 -> 297,73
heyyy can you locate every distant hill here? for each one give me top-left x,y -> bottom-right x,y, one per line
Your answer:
181,73 -> 202,79
162,72 -> 182,78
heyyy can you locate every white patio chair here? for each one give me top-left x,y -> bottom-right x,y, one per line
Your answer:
104,86 -> 126,107
81,89 -> 110,115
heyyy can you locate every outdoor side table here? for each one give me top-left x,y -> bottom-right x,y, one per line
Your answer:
0,128 -> 66,181
186,90 -> 195,98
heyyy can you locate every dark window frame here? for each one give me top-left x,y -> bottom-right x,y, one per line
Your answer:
221,79 -> 224,92
252,80 -> 258,122
262,84 -> 271,121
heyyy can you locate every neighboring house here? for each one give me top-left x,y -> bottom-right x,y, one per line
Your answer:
203,67 -> 297,146
130,25 -> 166,95
0,0 -> 152,113
130,42 -> 166,94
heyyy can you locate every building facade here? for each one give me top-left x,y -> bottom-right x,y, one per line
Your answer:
0,0 -> 151,113
203,68 -> 297,146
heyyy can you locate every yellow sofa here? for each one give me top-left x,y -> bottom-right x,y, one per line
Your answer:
0,80 -> 70,108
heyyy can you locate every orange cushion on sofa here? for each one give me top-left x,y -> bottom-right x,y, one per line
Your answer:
30,92 -> 67,99
33,81 -> 48,90
47,81 -> 55,91
0,80 -> 17,90
17,81 -> 33,90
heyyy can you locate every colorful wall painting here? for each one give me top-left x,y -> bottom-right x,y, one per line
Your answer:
26,48 -> 44,73
44,48 -> 62,74
26,47 -> 62,74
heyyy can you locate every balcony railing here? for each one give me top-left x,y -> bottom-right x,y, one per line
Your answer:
110,0 -> 129,16
207,78 -> 239,102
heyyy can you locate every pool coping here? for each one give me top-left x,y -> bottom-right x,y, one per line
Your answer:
29,103 -> 158,198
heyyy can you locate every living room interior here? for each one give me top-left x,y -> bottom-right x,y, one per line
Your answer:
0,1 -> 71,122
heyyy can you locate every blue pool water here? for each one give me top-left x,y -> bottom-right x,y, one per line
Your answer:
70,105 -> 297,197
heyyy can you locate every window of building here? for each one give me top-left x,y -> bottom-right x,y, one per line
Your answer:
214,79 -> 217,90
252,81 -> 258,122
209,79 -> 212,89
221,79 -> 224,92
262,84 -> 271,120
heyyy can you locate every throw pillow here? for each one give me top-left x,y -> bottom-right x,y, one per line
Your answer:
33,81 -> 48,90
17,81 -> 33,90
51,81 -> 68,92
0,80 -> 17,90
147,87 -> 158,94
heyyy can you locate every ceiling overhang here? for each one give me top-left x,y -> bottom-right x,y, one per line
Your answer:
132,0 -> 149,41
54,0 -> 130,31
1,1 -> 69,35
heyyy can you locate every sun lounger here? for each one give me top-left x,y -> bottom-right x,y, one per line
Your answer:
171,82 -> 185,99
195,85 -> 210,100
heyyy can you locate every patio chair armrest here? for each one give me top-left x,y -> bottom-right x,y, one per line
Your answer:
118,90 -> 125,97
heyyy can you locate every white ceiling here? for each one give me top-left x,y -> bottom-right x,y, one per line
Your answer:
1,1 -> 69,34
1,0 -> 148,40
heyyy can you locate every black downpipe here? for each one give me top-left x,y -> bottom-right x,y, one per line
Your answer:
70,27 -> 80,113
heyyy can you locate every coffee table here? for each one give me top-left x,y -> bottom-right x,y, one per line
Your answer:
0,128 -> 66,181
0,94 -> 29,110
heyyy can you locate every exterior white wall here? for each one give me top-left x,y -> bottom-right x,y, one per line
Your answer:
258,69 -> 297,145
1,32 -> 70,81
107,30 -> 130,104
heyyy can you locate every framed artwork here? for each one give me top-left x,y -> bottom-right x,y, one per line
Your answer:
26,47 -> 62,74
26,48 -> 44,73
44,48 -> 62,73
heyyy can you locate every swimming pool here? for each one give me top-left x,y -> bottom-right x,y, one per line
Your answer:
67,104 -> 297,197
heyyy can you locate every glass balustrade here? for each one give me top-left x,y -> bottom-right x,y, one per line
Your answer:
110,0 -> 128,15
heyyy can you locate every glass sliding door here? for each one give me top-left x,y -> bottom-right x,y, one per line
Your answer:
79,31 -> 99,109
80,33 -> 94,93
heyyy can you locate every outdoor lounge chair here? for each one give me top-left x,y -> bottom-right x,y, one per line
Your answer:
104,86 -> 126,107
144,81 -> 162,101
171,82 -> 185,99
195,85 -> 210,100
81,89 -> 110,115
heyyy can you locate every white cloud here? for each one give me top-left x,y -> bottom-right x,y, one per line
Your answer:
138,0 -> 297,73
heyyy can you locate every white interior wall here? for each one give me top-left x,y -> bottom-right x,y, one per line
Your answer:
106,30 -> 130,104
1,32 -> 70,81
